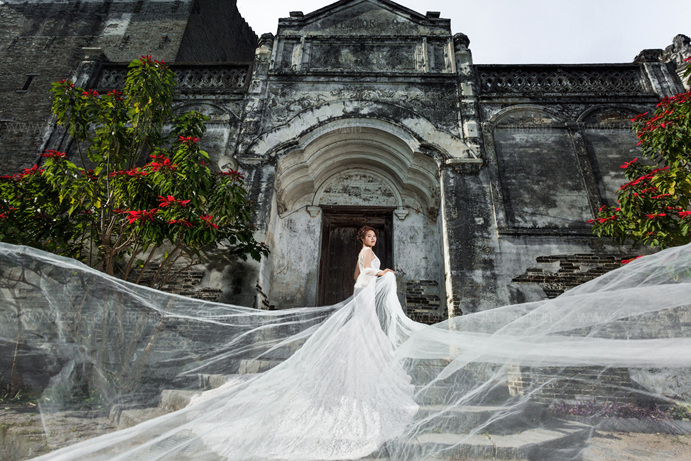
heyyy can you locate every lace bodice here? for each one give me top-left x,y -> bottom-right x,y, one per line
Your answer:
355,247 -> 380,291
358,247 -> 380,275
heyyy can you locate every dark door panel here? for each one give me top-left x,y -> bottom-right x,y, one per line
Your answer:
318,207 -> 394,305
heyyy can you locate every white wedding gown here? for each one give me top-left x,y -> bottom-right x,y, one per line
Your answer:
0,242 -> 690,460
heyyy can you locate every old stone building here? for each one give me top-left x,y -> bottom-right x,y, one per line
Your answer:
2,0 -> 690,322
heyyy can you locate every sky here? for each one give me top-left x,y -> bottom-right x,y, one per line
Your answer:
236,0 -> 691,64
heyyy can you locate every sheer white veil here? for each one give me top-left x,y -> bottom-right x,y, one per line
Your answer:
0,242 -> 690,460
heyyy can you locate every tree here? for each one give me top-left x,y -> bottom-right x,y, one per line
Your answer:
589,60 -> 691,250
0,55 -> 267,287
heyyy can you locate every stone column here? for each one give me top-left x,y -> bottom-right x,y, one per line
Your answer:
453,33 -> 481,155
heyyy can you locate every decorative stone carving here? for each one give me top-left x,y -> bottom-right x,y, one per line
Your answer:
317,172 -> 399,207
394,207 -> 409,221
308,41 -> 417,72
453,32 -> 470,49
478,65 -> 648,95
661,34 -> 691,67
95,64 -> 250,92
445,158 -> 483,174
306,206 -> 321,218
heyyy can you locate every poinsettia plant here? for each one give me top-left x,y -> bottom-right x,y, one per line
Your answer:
0,56 -> 267,287
589,59 -> 691,250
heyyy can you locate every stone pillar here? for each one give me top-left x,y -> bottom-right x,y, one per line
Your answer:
635,40 -> 688,97
236,33 -> 274,157
453,33 -> 481,155
440,160 -> 499,316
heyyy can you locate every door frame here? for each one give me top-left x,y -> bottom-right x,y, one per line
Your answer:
317,206 -> 395,305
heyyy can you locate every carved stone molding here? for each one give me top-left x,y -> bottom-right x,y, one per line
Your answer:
94,64 -> 251,93
477,65 -> 649,95
445,157 -> 483,174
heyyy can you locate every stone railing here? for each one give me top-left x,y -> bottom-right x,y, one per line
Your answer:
477,64 -> 651,95
93,63 -> 252,93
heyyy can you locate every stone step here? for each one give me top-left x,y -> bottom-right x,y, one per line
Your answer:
161,389 -> 201,412
238,359 -> 283,374
416,403 -> 546,435
117,407 -> 169,430
405,420 -> 591,460
415,383 -> 512,406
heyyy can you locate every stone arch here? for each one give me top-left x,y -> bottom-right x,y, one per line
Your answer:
244,100 -> 474,160
171,102 -> 237,123
577,105 -> 640,128
264,118 -> 446,314
485,105 -> 591,230
488,104 -> 566,128
577,106 -> 642,204
274,119 -> 440,217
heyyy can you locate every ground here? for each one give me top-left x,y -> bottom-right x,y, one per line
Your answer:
1,403 -> 690,460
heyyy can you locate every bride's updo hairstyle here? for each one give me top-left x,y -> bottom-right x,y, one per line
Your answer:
357,225 -> 376,243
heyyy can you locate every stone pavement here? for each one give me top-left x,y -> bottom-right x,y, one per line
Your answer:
1,402 -> 690,460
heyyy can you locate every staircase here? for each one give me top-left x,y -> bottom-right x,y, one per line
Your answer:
110,358 -> 592,460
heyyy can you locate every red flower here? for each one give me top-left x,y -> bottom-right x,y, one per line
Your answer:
620,158 -> 638,169
139,55 -> 165,66
0,212 -> 7,220
158,195 -> 191,207
630,113 -> 648,122
168,219 -> 193,228
217,170 -> 245,180
56,79 -> 75,88
82,89 -> 99,97
621,255 -> 644,265
147,158 -> 177,172
178,136 -> 200,145
123,209 -> 158,225
645,213 -> 666,219
684,56 -> 691,62
110,168 -> 149,178
41,150 -> 67,158
17,165 -> 44,178
200,214 -> 219,229
679,211 -> 691,219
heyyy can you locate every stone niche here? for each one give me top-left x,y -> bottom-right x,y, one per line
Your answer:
491,109 -> 592,229
580,108 -> 640,205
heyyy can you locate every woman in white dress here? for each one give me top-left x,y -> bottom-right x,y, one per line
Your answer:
353,225 -> 395,292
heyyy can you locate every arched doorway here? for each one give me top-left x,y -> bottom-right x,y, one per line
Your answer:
265,120 -> 444,315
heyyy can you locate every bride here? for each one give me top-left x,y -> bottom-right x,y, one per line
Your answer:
1,226 -> 690,460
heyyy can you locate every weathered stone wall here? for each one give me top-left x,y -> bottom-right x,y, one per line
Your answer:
437,60 -> 685,315
0,0 -> 195,174
3,0 -> 689,318
0,0 -> 257,175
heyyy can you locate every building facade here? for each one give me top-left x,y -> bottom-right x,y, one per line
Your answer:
2,0 -> 690,321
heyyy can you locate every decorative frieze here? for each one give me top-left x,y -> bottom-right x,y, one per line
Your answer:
478,65 -> 650,95
94,64 -> 251,93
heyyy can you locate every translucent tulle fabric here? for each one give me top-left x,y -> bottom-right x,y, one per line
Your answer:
0,242 -> 690,460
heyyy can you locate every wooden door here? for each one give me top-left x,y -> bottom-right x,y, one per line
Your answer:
318,207 -> 394,305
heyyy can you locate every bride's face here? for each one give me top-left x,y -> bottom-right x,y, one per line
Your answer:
362,230 -> 377,248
